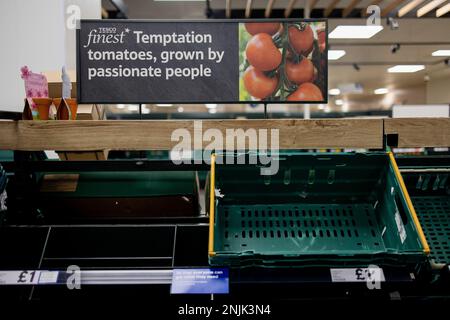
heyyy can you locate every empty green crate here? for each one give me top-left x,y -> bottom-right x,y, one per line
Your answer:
414,197 -> 450,264
208,152 -> 430,268
400,169 -> 450,265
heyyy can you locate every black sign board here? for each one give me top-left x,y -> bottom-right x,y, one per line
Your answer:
77,19 -> 327,104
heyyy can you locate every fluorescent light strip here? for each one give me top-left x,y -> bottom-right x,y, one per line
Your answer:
156,104 -> 173,107
436,3 -> 450,17
329,88 -> 341,95
329,25 -> 383,39
432,50 -> 450,56
374,88 -> 388,95
398,0 -> 424,17
328,50 -> 346,60
388,65 -> 425,73
335,99 -> 343,106
417,0 -> 446,17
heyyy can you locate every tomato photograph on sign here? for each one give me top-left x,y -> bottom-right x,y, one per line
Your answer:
239,21 -> 327,102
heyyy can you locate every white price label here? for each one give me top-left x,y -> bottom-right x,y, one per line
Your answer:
0,270 -> 41,285
394,210 -> 407,244
39,271 -> 59,284
330,268 -> 385,283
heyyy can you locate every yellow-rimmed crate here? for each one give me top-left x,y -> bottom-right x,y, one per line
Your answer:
396,156 -> 450,268
208,152 -> 429,269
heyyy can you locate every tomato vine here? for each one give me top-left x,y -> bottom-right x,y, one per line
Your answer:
243,22 -> 325,102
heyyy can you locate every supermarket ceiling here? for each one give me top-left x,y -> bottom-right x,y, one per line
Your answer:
102,0 -> 450,111
104,0 -> 450,19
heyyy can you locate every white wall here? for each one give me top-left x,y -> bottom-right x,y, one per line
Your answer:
0,0 -> 100,112
427,74 -> 450,104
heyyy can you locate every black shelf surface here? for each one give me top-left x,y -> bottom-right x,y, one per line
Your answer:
0,224 -> 209,270
0,222 -> 447,302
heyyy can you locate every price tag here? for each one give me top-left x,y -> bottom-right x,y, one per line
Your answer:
330,268 -> 385,283
39,271 -> 59,284
171,268 -> 229,294
0,270 -> 41,285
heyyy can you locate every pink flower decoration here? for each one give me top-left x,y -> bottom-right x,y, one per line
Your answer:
36,91 -> 42,97
43,89 -> 48,96
31,102 -> 37,109
26,89 -> 33,97
20,66 -> 31,79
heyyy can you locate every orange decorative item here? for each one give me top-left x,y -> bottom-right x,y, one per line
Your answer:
33,98 -> 53,120
55,98 -> 78,120
53,98 -> 62,113
22,98 -> 53,120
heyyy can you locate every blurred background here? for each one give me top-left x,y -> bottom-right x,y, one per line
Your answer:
1,0 -> 449,119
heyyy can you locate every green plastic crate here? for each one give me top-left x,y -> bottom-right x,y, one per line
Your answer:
208,152 -> 429,268
400,169 -> 450,265
414,196 -> 450,264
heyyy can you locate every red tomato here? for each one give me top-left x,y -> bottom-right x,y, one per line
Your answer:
246,33 -> 282,71
288,25 -> 314,56
243,66 -> 278,100
245,23 -> 281,36
287,83 -> 323,101
285,59 -> 316,85
318,30 -> 326,53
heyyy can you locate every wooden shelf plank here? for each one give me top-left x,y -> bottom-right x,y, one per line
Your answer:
2,118 -> 448,151
0,119 -> 383,151
385,118 -> 450,148
0,121 -> 17,150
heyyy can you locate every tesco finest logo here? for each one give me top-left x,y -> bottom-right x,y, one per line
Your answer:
83,27 -> 129,48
